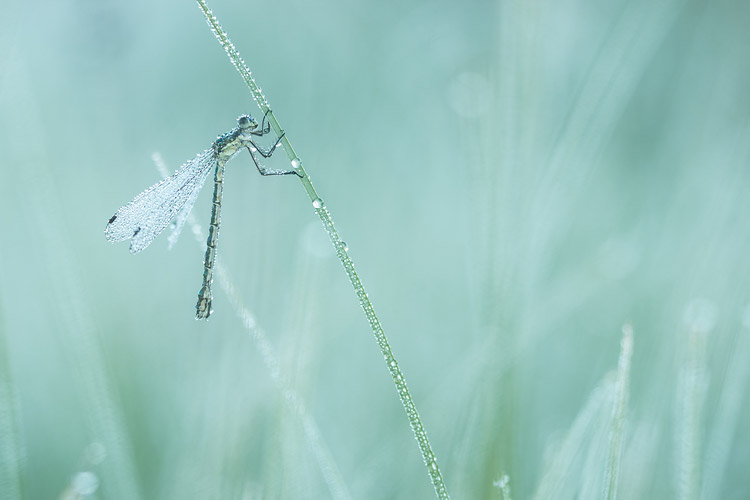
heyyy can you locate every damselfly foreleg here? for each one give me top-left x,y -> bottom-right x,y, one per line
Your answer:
250,109 -> 273,136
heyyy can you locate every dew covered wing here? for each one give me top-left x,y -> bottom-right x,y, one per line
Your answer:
104,149 -> 216,253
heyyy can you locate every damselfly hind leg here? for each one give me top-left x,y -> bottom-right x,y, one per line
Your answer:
245,143 -> 301,178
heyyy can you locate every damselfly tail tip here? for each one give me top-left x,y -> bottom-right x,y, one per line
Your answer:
196,291 -> 212,320
195,303 -> 212,320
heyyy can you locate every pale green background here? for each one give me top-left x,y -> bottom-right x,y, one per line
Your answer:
1,0 -> 749,498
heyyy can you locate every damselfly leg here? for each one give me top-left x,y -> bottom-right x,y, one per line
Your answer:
246,133 -> 301,177
251,109 -> 272,136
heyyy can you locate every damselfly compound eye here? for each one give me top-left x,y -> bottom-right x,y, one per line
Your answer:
238,114 -> 257,130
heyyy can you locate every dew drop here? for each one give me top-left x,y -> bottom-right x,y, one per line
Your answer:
341,241 -> 349,252
73,471 -> 99,495
291,158 -> 301,169
312,198 -> 323,209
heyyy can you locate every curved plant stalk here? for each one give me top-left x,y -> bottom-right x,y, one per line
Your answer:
195,1 -> 450,498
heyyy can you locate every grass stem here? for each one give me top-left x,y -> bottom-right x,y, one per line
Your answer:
602,324 -> 633,500
0,302 -> 24,500
194,1 -> 450,497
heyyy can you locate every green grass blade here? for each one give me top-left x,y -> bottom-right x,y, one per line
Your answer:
193,3 -> 450,497
601,325 -> 634,500
0,301 -> 24,500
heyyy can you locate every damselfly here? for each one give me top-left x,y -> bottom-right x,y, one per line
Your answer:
105,112 -> 299,319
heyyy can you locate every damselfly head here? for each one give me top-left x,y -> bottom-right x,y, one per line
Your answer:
237,114 -> 258,130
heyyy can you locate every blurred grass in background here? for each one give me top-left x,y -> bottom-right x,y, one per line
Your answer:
1,0 -> 749,498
